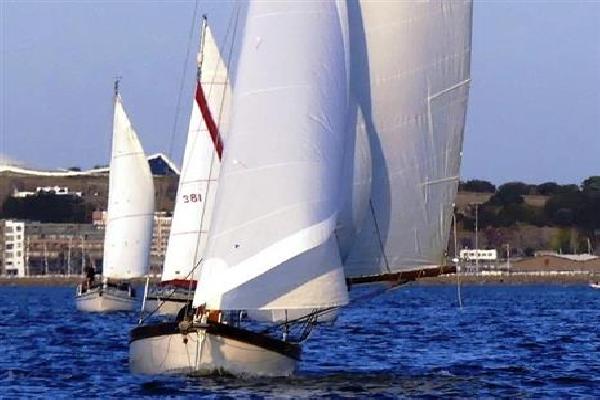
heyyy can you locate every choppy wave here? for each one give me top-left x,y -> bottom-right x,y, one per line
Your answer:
1,285 -> 599,397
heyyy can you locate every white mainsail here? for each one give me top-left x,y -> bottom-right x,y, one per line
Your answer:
341,1 -> 473,279
161,21 -> 231,283
103,94 -> 155,280
193,1 -> 349,311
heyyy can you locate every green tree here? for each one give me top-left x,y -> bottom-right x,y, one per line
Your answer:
556,184 -> 580,194
545,191 -> 585,226
551,229 -> 571,253
1,193 -> 94,223
582,176 -> 600,193
537,182 -> 560,196
459,180 -> 496,193
489,183 -> 527,206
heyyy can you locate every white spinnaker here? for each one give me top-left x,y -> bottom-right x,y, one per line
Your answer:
193,1 -> 349,311
103,95 -> 154,280
334,0 -> 373,262
161,23 -> 230,282
343,1 -> 473,278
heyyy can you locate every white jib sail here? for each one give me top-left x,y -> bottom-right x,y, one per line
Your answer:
193,1 -> 350,312
103,95 -> 155,280
161,22 -> 230,283
342,1 -> 473,278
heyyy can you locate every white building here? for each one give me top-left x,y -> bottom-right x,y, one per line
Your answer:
92,211 -> 171,275
1,220 -> 26,276
12,186 -> 82,198
460,249 -> 497,261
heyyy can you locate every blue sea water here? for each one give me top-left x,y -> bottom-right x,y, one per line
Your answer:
1,285 -> 599,398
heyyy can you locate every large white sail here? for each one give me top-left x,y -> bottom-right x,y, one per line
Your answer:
161,21 -> 230,283
193,1 -> 349,311
342,1 -> 473,279
103,94 -> 155,280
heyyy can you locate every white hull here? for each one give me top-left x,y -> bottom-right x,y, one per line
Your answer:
75,286 -> 135,312
129,322 -> 298,376
590,282 -> 600,289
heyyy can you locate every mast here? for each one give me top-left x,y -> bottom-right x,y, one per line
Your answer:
44,242 -> 48,275
80,234 -> 85,275
475,203 -> 479,269
197,15 -> 207,81
114,77 -> 120,97
67,236 -> 72,276
25,235 -> 29,277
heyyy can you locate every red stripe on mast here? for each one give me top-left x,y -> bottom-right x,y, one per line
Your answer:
195,83 -> 223,160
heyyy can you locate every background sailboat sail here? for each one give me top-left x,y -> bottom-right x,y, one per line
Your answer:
161,20 -> 231,283
103,94 -> 155,280
342,1 -> 473,280
193,1 -> 349,312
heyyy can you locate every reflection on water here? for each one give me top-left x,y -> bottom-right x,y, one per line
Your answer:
1,285 -> 599,397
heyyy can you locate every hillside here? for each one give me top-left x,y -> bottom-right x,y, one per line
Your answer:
0,155 -> 179,223
454,178 -> 600,256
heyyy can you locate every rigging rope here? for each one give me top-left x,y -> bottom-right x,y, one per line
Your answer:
453,211 -> 463,309
138,258 -> 201,324
369,199 -> 392,274
166,0 -> 200,163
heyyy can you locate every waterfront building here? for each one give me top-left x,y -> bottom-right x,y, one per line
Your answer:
512,254 -> 600,272
0,220 -> 26,276
91,211 -> 171,276
459,249 -> 498,261
26,222 -> 104,276
151,213 -> 171,276
0,213 -> 172,277
12,186 -> 82,198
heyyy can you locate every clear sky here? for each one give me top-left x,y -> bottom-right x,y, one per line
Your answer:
1,1 -> 599,185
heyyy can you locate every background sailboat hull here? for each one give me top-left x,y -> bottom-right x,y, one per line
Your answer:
145,284 -> 195,316
75,286 -> 135,312
144,298 -> 187,316
129,323 -> 298,376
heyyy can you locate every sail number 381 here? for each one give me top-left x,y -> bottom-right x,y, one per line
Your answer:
182,194 -> 202,203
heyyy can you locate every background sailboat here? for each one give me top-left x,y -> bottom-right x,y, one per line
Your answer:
76,81 -> 155,312
144,15 -> 233,316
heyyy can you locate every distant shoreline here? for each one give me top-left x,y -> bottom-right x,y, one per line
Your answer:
0,276 -> 160,287
416,274 -> 596,286
0,274 -> 596,287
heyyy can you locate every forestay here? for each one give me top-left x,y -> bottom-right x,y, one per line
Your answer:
103,95 -> 155,280
193,1 -> 349,311
161,21 -> 231,282
342,1 -> 473,279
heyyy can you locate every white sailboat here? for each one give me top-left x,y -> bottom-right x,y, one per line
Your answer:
144,16 -> 232,316
76,81 -> 155,312
129,0 -> 472,376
